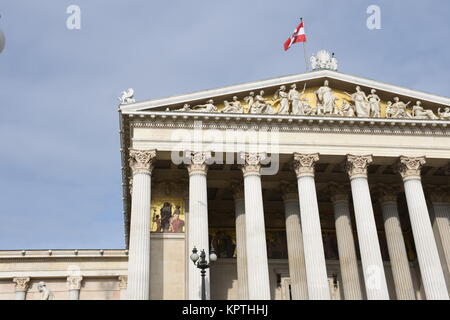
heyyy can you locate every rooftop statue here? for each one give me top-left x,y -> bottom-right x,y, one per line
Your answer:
118,88 -> 136,105
367,89 -> 381,118
310,50 -> 338,71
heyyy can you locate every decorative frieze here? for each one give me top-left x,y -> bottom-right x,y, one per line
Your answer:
67,276 -> 83,290
240,152 -> 266,177
129,149 -> 157,175
293,153 -> 319,178
186,151 -> 211,175
13,277 -> 30,291
345,155 -> 373,179
397,156 -> 426,181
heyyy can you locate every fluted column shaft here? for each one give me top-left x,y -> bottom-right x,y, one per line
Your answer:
241,153 -> 271,300
127,149 -> 156,300
427,186 -> 450,293
187,151 -> 211,300
293,153 -> 330,300
398,157 -> 449,300
281,183 -> 308,300
376,186 -> 415,300
329,185 -> 363,300
346,155 -> 389,300
13,277 -> 30,300
232,182 -> 249,300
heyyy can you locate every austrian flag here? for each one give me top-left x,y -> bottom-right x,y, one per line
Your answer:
284,21 -> 307,51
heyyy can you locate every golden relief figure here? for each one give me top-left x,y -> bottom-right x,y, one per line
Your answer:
151,198 -> 185,233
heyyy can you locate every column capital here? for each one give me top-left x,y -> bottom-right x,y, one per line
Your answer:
293,153 -> 319,178
231,180 -> 245,200
424,185 -> 450,205
345,154 -> 373,179
186,151 -> 211,175
280,181 -> 298,202
328,182 -> 349,204
129,149 -> 157,175
397,156 -> 426,181
67,276 -> 83,290
240,152 -> 266,177
118,275 -> 128,289
13,277 -> 30,291
373,183 -> 401,205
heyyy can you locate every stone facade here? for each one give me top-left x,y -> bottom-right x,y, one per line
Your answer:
1,70 -> 450,300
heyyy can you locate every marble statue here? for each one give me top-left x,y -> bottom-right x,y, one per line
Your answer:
341,100 -> 356,117
390,97 -> 412,118
118,88 -> 135,104
251,90 -> 276,114
310,50 -> 338,71
315,80 -> 337,115
222,96 -> 243,113
244,92 -> 255,112
367,89 -> 381,117
412,101 -> 438,120
289,84 -> 312,115
438,107 -> 450,120
190,99 -> 218,112
37,281 -> 54,300
288,83 -> 303,115
174,103 -> 191,112
274,85 -> 290,114
345,86 -> 370,117
385,101 -> 395,118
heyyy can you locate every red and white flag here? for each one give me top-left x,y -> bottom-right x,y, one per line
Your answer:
284,21 -> 307,51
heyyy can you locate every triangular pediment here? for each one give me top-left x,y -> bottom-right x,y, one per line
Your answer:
120,70 -> 450,120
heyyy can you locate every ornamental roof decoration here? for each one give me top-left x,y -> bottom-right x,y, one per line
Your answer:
310,50 -> 338,71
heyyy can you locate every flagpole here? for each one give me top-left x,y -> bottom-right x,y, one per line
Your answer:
301,18 -> 309,72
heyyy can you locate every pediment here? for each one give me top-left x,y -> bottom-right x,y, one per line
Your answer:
120,70 -> 450,120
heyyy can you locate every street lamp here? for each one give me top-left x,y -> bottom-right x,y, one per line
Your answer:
190,246 -> 217,300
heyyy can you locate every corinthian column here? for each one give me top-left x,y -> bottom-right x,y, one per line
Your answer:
13,277 -> 30,300
328,182 -> 363,300
187,151 -> 211,300
127,149 -> 157,300
374,184 -> 415,300
240,152 -> 271,300
280,181 -> 308,300
67,276 -> 82,300
426,185 -> 450,293
293,153 -> 330,300
231,181 -> 249,300
398,157 -> 449,300
346,155 -> 389,300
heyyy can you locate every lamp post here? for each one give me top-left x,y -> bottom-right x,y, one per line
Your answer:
190,246 -> 217,300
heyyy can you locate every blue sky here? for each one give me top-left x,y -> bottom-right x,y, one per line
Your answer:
0,1 -> 449,249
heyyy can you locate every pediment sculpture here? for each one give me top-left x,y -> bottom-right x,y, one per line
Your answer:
162,81 -> 446,121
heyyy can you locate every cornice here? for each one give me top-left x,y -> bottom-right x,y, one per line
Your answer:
126,112 -> 450,136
